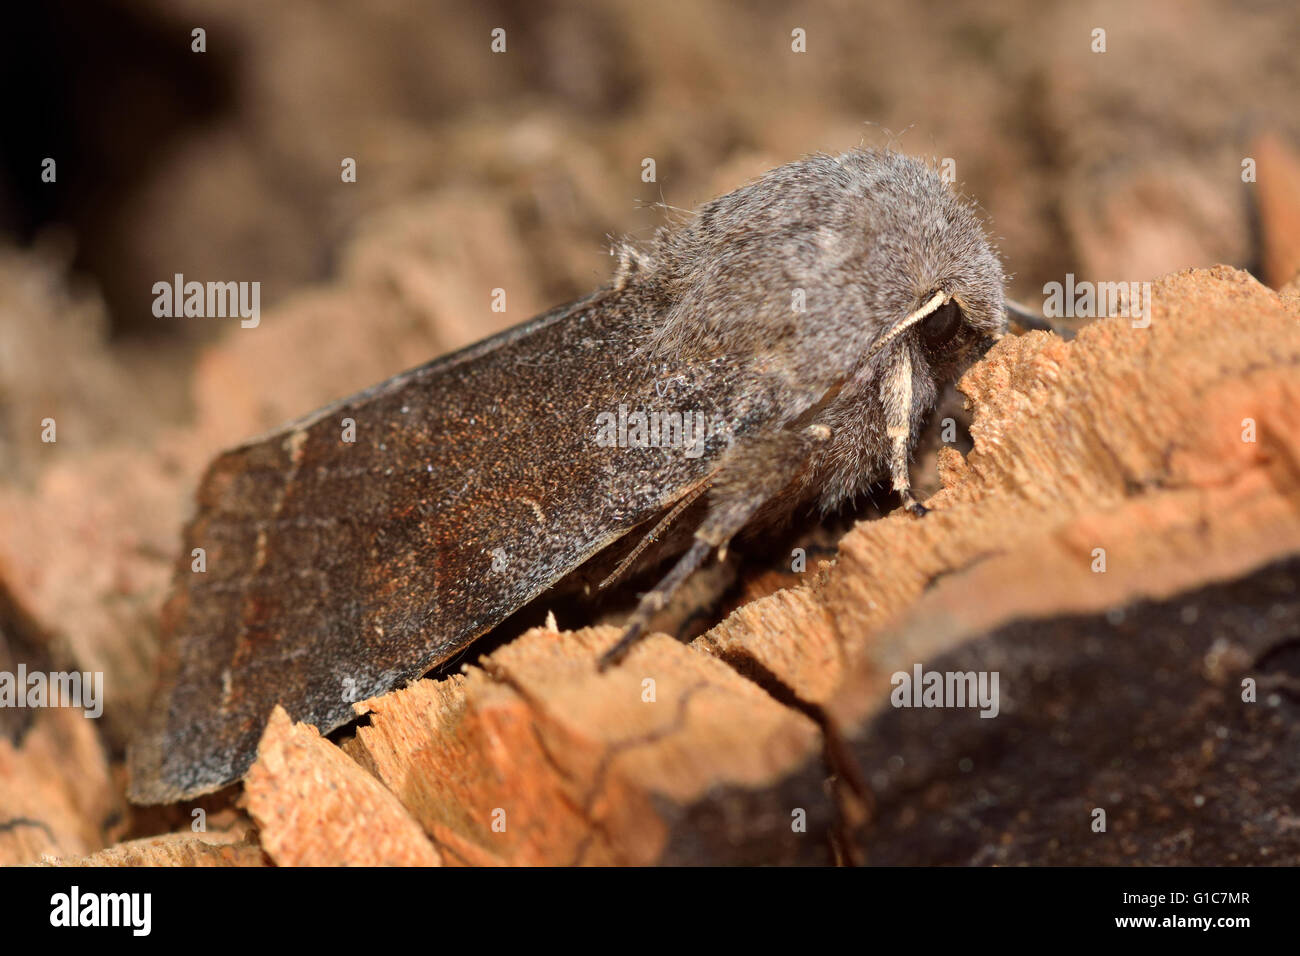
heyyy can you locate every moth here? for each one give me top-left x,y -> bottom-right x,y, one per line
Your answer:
129,148 -> 1008,803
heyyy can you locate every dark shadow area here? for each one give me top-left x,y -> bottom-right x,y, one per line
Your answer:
0,0 -> 237,336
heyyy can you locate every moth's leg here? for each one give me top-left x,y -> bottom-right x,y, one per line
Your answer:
597,477 -> 712,591
597,538 -> 713,670
598,425 -> 830,669
882,346 -> 928,517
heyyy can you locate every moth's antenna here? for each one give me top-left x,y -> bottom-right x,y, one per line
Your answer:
1005,298 -> 1076,340
866,290 -> 948,360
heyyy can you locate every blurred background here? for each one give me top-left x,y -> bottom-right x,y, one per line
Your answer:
1,0 -> 1299,744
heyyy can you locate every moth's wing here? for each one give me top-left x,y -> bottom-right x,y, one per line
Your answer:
128,292 -> 731,802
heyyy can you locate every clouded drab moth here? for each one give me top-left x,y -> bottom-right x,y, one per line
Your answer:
129,148 -> 1007,803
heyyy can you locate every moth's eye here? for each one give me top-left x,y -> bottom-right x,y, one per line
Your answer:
920,301 -> 963,350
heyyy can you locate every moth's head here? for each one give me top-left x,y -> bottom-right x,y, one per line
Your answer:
838,149 -> 1007,377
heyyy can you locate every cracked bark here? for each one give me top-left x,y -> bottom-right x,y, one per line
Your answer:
23,267 -> 1300,866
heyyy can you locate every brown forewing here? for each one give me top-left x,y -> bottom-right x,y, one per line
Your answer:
129,290 -> 774,802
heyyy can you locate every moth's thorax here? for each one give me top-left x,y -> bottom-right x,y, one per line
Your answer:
625,147 -> 1008,508
643,147 -> 1005,381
